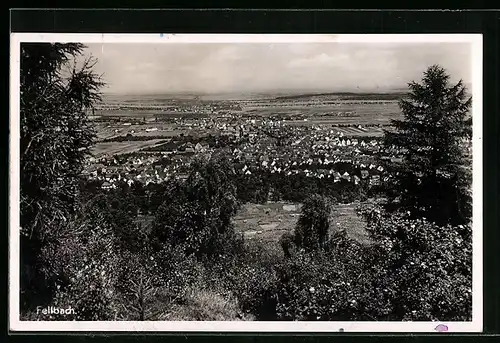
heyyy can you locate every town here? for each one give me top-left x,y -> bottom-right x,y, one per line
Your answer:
84,101 -> 397,194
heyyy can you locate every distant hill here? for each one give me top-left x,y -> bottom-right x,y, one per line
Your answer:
274,91 -> 408,101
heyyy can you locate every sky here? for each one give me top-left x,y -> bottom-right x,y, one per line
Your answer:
82,42 -> 472,95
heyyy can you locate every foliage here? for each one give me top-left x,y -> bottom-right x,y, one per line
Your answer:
358,205 -> 472,321
235,203 -> 472,322
152,244 -> 206,304
84,190 -> 141,252
279,232 -> 296,258
294,194 -> 334,252
20,43 -> 104,310
239,207 -> 472,321
114,246 -> 169,321
229,263 -> 280,320
166,288 -> 254,321
271,230 -> 373,321
211,241 -> 282,321
20,43 -> 103,240
382,65 -> 472,225
151,154 -> 241,259
235,170 -> 369,204
229,230 -> 371,321
260,125 -> 296,147
38,211 -> 120,320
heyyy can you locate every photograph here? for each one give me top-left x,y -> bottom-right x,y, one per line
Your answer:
9,34 -> 482,332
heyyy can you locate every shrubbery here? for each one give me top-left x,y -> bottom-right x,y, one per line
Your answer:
26,171 -> 472,322
235,171 -> 369,204
242,230 -> 374,321
37,212 -> 121,320
235,206 -> 472,322
357,205 -> 472,321
165,288 -> 254,321
230,263 -> 280,320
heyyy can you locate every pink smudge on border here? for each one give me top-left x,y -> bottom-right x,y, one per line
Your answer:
435,324 -> 449,332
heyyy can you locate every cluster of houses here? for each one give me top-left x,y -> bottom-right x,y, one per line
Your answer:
230,133 -> 389,186
84,154 -> 194,190
87,114 -> 401,191
95,100 -> 241,114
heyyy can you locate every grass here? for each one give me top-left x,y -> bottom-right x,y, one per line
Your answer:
163,288 -> 254,321
333,202 -> 372,244
233,201 -> 371,245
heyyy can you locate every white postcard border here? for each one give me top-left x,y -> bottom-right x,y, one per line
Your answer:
9,33 -> 483,333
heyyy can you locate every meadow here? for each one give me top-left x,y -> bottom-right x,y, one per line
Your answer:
232,201 -> 370,245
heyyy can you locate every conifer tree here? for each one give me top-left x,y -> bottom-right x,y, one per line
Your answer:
383,65 -> 472,225
20,43 -> 103,308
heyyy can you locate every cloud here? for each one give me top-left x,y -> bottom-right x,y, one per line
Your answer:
124,62 -> 158,72
82,42 -> 472,94
288,53 -> 342,68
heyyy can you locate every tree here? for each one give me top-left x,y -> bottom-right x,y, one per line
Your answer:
151,153 -> 241,260
114,247 -> 168,320
86,191 -> 141,253
131,181 -> 149,214
294,194 -> 333,252
20,43 -> 103,309
383,65 -> 472,225
260,125 -> 295,147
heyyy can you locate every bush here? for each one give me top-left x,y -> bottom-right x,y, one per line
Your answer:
113,247 -> 169,321
272,231 -> 370,321
165,288 -> 254,321
232,205 -> 472,322
358,206 -> 472,321
229,263 -> 280,320
153,244 -> 206,304
225,229 -> 372,321
40,215 -> 121,321
279,232 -> 296,259
85,192 -> 141,253
113,243 -> 206,321
195,239 -> 285,320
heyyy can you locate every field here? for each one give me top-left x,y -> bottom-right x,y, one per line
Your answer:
94,123 -> 195,141
242,101 -> 400,120
92,139 -> 167,157
233,202 -> 371,245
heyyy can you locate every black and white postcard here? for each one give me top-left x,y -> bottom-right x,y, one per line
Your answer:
9,33 -> 483,332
